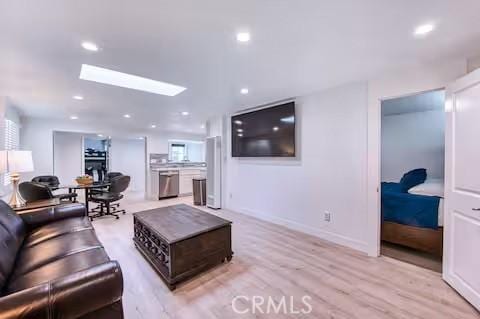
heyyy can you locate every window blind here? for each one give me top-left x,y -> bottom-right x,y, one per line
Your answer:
2,119 -> 20,186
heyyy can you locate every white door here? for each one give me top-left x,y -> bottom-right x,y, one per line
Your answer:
443,68 -> 480,310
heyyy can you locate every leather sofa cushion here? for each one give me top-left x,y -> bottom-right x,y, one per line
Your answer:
6,218 -> 110,294
0,201 -> 26,291
23,216 -> 92,248
7,248 -> 110,293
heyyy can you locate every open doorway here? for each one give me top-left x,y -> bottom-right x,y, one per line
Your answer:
84,135 -> 110,182
53,131 -> 147,195
380,89 -> 445,272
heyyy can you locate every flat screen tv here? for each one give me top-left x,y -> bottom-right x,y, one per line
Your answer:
231,101 -> 295,157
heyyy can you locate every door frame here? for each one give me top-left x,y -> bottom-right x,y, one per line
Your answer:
365,62 -> 466,257
377,88 -> 445,257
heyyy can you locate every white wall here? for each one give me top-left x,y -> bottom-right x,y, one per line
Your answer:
110,137 -> 146,192
224,82 -> 369,252
53,132 -> 83,184
467,55 -> 480,73
214,59 -> 467,256
381,110 -> 445,182
20,117 -> 205,197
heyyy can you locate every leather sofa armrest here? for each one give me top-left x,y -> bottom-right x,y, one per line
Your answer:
0,261 -> 123,319
19,203 -> 87,229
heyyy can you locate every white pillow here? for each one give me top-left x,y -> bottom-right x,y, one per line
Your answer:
408,179 -> 444,198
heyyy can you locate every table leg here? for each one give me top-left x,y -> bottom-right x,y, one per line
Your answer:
85,188 -> 89,217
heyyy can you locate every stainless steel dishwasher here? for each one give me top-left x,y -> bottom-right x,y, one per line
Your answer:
158,170 -> 179,199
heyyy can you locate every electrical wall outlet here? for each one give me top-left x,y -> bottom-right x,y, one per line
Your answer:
324,211 -> 331,222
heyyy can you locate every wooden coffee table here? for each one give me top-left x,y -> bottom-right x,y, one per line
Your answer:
133,204 -> 233,290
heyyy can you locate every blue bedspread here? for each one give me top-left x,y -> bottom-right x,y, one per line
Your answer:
381,182 -> 440,229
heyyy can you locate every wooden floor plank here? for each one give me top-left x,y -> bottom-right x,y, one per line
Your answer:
91,193 -> 479,319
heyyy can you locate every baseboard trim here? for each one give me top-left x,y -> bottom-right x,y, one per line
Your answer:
232,206 -> 369,254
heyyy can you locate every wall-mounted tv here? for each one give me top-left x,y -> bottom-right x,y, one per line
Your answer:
231,101 -> 295,157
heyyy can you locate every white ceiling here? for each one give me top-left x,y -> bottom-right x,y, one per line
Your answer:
1,0 -> 480,134
382,89 -> 445,116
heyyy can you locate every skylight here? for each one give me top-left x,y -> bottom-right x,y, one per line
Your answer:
79,64 -> 186,96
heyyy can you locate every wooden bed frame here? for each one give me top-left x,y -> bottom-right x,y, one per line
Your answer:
381,221 -> 443,257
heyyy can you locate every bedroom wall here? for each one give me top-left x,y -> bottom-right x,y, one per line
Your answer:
381,110 -> 445,182
223,82 -> 369,252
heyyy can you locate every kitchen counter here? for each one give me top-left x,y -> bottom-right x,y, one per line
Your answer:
149,166 -> 206,199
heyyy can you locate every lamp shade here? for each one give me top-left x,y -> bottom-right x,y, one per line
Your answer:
6,150 -> 34,173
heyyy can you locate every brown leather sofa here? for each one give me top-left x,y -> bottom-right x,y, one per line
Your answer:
0,200 -> 124,319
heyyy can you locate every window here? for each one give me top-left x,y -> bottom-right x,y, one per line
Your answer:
2,119 -> 20,186
170,143 -> 187,162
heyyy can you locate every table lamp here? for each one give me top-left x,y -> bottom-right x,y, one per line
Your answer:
0,150 -> 34,208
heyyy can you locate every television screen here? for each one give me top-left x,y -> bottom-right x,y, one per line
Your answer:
231,102 -> 295,157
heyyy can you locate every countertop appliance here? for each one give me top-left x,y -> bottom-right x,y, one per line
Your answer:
159,170 -> 179,199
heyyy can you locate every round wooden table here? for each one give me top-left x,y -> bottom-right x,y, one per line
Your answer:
57,182 -> 110,215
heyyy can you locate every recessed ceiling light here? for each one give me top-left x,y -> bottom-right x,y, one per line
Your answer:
238,133 -> 243,137
240,88 -> 249,95
237,128 -> 243,133
81,41 -> 99,52
150,124 -> 156,128
97,134 -> 104,137
236,32 -> 250,43
79,64 -> 186,96
72,95 -> 84,100
273,126 -> 279,132
123,114 -> 131,118
181,111 -> 189,116
234,120 -> 243,125
414,24 -> 435,36
138,137 -> 144,140
70,115 -> 78,120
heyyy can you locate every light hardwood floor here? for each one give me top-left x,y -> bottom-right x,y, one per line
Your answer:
91,193 -> 479,319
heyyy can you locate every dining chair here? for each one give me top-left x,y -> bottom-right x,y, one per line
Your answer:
19,182 -> 78,203
89,175 -> 130,220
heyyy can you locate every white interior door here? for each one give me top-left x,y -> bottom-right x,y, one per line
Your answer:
443,68 -> 480,310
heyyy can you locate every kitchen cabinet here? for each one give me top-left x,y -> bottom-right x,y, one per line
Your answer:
179,169 -> 205,195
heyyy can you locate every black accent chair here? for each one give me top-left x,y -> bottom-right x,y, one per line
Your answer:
90,172 -> 124,197
31,175 -> 60,190
105,172 -> 123,182
89,175 -> 130,220
19,182 -> 78,203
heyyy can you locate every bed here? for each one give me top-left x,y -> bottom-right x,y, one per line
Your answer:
381,178 -> 444,257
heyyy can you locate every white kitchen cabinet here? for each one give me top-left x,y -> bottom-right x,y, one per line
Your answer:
179,169 -> 205,195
